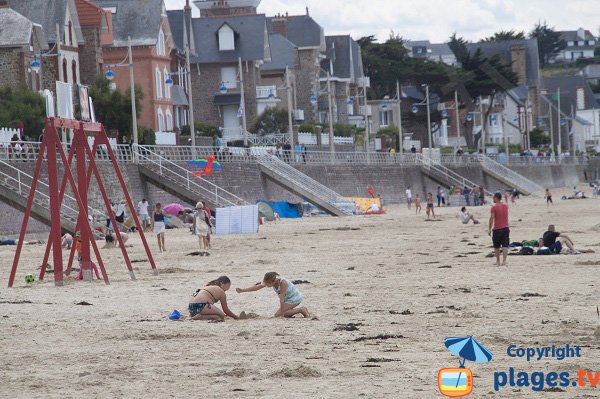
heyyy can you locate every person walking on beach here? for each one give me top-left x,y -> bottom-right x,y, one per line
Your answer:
193,202 -> 211,254
473,186 -> 480,206
152,202 -> 166,252
489,192 -> 509,266
426,192 -> 436,219
137,198 -> 150,231
462,186 -> 471,206
545,189 -> 553,207
414,193 -> 422,214
479,186 -> 485,206
236,272 -> 309,318
437,186 -> 443,207
406,186 -> 413,210
189,276 -> 239,321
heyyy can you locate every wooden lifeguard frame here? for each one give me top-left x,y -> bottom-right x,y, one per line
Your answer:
8,117 -> 157,287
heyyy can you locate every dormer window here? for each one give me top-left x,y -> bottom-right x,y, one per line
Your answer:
157,29 -> 165,56
218,24 -> 235,51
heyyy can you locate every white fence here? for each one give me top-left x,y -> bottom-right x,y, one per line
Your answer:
0,128 -> 21,143
297,133 -> 354,145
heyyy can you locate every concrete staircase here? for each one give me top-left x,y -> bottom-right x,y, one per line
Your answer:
255,154 -> 352,216
478,155 -> 544,196
136,146 -> 248,209
0,160 -> 108,236
417,155 -> 493,196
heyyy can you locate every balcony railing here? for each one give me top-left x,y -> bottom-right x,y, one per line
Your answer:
256,85 -> 277,99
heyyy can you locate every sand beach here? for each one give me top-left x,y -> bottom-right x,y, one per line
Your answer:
1,186 -> 600,398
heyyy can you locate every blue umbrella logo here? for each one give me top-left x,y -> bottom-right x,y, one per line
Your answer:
439,336 -> 493,397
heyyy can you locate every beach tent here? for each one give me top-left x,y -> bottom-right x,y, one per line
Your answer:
257,202 -> 275,221
257,201 -> 302,219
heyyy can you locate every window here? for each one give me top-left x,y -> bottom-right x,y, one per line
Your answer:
155,67 -> 162,99
578,41 -> 585,46
319,112 -> 328,124
489,114 -> 499,127
72,60 -> 77,85
218,24 -> 235,51
568,41 -> 574,47
221,66 -> 237,89
589,40 -> 596,46
157,29 -> 165,56
166,109 -> 173,131
62,59 -> 68,82
68,21 -> 73,46
164,68 -> 170,99
157,108 -> 164,131
379,110 -> 390,127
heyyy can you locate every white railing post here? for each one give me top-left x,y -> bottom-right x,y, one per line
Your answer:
187,171 -> 190,190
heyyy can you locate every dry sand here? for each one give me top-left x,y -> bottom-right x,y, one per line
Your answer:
1,186 -> 600,398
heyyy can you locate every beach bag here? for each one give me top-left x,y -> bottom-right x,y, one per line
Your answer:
522,240 -> 538,247
519,247 -> 534,255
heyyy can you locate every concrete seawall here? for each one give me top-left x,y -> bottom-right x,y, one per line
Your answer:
0,159 -> 595,236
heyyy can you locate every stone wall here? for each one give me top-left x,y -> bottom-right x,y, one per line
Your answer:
295,48 -> 320,124
0,48 -> 26,89
79,26 -> 102,86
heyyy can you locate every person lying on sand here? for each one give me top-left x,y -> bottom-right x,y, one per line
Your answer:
189,276 -> 239,321
458,207 -> 480,224
236,272 -> 309,318
0,238 -> 42,246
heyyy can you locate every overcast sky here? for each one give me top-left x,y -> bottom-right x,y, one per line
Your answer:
165,0 -> 600,43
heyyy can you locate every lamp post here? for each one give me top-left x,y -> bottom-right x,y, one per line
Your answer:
285,66 -> 294,148
326,71 -> 334,155
424,84 -> 432,153
218,57 -> 248,146
104,36 -> 138,162
396,81 -> 403,159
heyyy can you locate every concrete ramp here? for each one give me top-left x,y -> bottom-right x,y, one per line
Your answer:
137,146 -> 248,209
478,155 -> 544,196
417,156 -> 493,196
255,154 -> 352,217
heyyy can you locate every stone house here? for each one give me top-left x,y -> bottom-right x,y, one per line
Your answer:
0,2 -> 48,91
74,0 -> 112,85
404,40 -> 458,66
266,11 -> 325,125
95,0 -> 176,134
319,35 -> 366,126
9,0 -> 84,90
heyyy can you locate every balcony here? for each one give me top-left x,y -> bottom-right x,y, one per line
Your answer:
256,85 -> 278,99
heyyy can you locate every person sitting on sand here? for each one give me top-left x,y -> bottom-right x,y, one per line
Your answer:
103,231 -> 130,248
61,233 -> 73,249
414,193 -> 422,214
189,276 -> 239,321
425,192 -> 436,219
459,207 -> 480,224
542,225 -> 579,254
236,272 -> 309,318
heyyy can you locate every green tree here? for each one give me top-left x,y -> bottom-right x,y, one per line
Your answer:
180,121 -> 221,137
529,22 -> 566,67
0,87 -> 45,139
530,128 -> 551,147
252,108 -> 289,135
482,30 -> 526,42
89,75 -> 143,139
448,35 -> 519,148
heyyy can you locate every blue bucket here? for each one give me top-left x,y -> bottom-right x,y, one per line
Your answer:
168,309 -> 181,320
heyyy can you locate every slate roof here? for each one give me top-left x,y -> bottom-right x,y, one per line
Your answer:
8,0 -> 84,45
261,33 -> 296,72
190,14 -> 268,64
405,40 -> 455,58
0,8 -> 36,48
465,39 -> 540,86
320,35 -> 364,81
167,9 -> 196,55
542,76 -> 598,111
94,0 -> 165,46
559,29 -> 596,43
506,85 -> 528,105
171,84 -> 188,106
266,14 -> 323,49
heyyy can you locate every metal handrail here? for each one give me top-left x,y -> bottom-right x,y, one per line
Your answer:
0,160 -> 109,235
478,155 -> 544,195
135,145 -> 248,207
416,154 -> 494,196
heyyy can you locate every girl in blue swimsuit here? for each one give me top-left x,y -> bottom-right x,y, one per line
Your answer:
189,276 -> 239,321
237,272 -> 309,318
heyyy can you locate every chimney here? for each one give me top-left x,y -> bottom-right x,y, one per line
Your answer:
510,44 -> 527,86
272,14 -> 287,38
576,87 -> 585,110
577,28 -> 585,40
0,0 -> 10,8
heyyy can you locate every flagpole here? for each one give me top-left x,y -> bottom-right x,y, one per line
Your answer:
239,57 -> 247,146
557,88 -> 562,160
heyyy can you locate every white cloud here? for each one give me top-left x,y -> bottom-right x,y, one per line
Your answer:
165,0 -> 600,43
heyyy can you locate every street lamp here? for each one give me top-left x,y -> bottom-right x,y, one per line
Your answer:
103,36 -> 138,161
310,71 -> 335,154
216,57 -> 248,146
30,56 -> 41,73
411,84 -> 432,153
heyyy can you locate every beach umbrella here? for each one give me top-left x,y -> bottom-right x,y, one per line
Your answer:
187,159 -> 223,171
163,203 -> 185,215
444,336 -> 493,364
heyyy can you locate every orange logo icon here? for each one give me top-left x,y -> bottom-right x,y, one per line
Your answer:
438,367 -> 473,397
